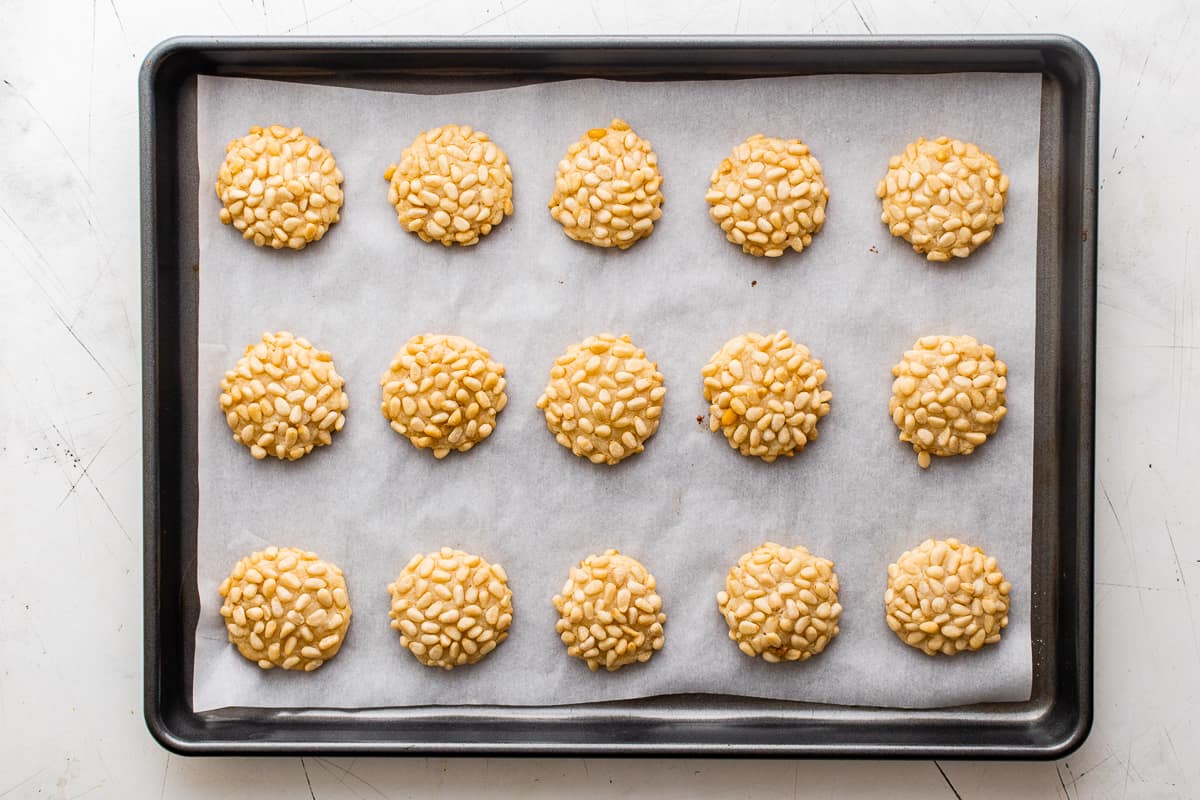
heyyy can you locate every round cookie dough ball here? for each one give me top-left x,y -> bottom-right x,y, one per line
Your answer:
387,547 -> 513,670
885,537 -> 1011,656
218,546 -> 352,671
380,334 -> 507,459
215,124 -> 344,250
876,136 -> 1009,262
705,134 -> 829,258
384,124 -> 513,247
702,331 -> 831,463
889,335 -> 1007,469
717,542 -> 842,662
548,118 -> 664,249
536,333 -> 665,465
219,331 -> 349,461
553,549 -> 666,672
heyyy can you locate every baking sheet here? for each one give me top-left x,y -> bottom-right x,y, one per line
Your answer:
193,71 -> 1040,712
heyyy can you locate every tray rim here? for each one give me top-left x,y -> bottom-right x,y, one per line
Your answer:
141,33 -> 1098,759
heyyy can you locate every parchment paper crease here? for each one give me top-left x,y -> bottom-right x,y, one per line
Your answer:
194,72 -> 1040,711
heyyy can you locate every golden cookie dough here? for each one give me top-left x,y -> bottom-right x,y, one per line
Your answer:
885,537 -> 1011,656
536,333 -> 665,465
387,547 -> 513,670
717,542 -> 842,662
219,331 -> 349,461
553,549 -> 666,672
705,134 -> 829,257
384,124 -> 513,246
218,546 -> 352,671
548,118 -> 664,249
876,136 -> 1009,262
702,331 -> 831,463
889,335 -> 1007,468
380,334 -> 507,459
215,124 -> 344,250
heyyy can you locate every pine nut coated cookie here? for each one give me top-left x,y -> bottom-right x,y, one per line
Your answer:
380,334 -> 507,459
388,548 -> 513,670
215,125 -> 344,250
548,118 -> 664,249
885,538 -> 1011,656
553,550 -> 666,672
876,136 -> 1009,262
702,331 -> 831,463
889,335 -> 1007,469
384,124 -> 513,246
536,334 -> 666,465
705,134 -> 829,258
219,331 -> 349,461
717,542 -> 842,662
219,546 -> 352,671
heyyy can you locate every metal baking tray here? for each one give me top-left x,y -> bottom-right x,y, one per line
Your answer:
141,35 -> 1097,757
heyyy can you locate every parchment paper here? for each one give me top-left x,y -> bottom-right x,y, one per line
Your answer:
194,71 -> 1040,712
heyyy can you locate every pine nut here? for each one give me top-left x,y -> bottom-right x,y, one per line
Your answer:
215,125 -> 342,250
380,334 -> 506,459
219,332 -> 348,461
548,119 -> 663,250
876,136 -> 1007,261
536,334 -> 665,465
885,538 -> 1010,656
717,543 -> 840,662
889,335 -> 1007,468
702,331 -> 830,462
553,550 -> 665,672
707,134 -> 828,258
388,547 -> 512,670
385,125 -> 512,247
218,546 -> 351,671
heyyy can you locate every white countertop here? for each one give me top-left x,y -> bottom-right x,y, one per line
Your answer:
2,1 -> 1196,797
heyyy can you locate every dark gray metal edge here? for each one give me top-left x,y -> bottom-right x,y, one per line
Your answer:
141,32 -> 1094,50
141,41 -> 190,758
140,42 -> 168,755
1052,31 -> 1099,761
140,34 -> 1099,759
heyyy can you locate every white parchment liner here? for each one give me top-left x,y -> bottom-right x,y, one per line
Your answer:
194,72 -> 1040,711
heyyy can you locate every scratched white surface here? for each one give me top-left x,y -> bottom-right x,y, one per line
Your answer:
1,0 -> 1197,798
